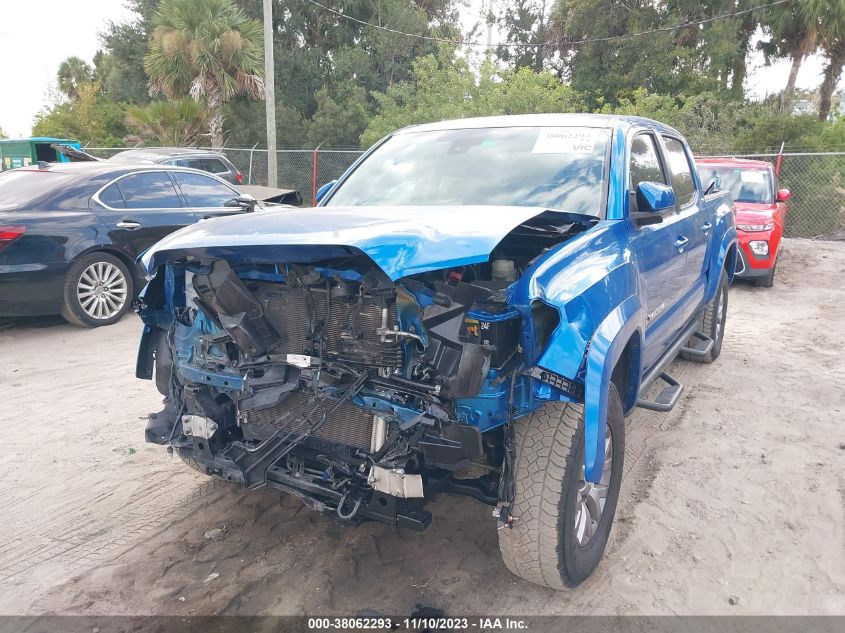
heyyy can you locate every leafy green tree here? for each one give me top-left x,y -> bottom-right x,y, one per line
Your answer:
126,99 -> 210,146
233,0 -> 459,133
549,0 -> 688,108
97,0 -> 160,104
597,89 -> 768,153
307,87 -> 371,148
362,49 -> 585,146
362,51 -> 477,146
57,56 -> 95,100
145,0 -> 265,148
547,0 -> 757,108
32,83 -> 127,146
224,97 -> 308,147
496,0 -> 551,72
0,127 -> 7,140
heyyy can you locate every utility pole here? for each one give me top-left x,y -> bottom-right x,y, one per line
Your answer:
263,0 -> 278,187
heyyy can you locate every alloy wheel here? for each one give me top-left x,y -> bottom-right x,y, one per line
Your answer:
574,424 -> 613,547
76,261 -> 128,320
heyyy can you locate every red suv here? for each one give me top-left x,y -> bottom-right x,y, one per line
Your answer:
696,158 -> 790,287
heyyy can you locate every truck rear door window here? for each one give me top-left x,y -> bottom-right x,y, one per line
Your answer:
662,136 -> 696,207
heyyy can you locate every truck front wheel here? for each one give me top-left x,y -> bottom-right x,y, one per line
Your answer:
498,384 -> 625,589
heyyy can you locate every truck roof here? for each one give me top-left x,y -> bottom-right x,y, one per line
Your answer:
394,113 -> 683,137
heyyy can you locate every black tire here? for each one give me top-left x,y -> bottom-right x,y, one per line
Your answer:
498,384 -> 625,589
60,252 -> 134,327
680,267 -> 728,363
754,260 -> 776,288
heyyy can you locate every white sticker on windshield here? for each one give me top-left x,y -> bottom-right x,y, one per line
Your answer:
532,128 -> 598,154
740,170 -> 766,184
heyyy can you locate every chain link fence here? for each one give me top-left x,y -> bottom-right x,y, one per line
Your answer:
224,148 -> 364,202
85,146 -> 365,204
85,146 -> 845,238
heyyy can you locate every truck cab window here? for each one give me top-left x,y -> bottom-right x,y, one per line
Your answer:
662,136 -> 696,206
629,134 -> 666,191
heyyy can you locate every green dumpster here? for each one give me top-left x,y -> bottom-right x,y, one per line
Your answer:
0,137 -> 83,171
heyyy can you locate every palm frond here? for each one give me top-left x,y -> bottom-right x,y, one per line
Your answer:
145,0 -> 264,104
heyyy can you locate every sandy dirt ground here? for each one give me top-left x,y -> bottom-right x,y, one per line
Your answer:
0,238 -> 843,618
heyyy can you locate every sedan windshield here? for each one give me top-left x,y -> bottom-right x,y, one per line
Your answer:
700,165 -> 774,204
325,126 -> 611,217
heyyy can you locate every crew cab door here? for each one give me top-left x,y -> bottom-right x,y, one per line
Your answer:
661,135 -> 709,320
626,132 -> 688,369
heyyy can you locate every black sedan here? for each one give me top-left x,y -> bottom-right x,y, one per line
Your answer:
0,162 -> 258,327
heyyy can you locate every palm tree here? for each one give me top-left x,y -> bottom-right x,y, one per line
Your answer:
57,56 -> 95,100
814,0 -> 845,120
126,99 -> 210,146
144,0 -> 264,149
760,0 -> 821,114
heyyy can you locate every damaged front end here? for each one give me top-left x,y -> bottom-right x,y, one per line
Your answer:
137,208 -> 593,530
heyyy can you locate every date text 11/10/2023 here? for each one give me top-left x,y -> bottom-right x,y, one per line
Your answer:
306,616 -> 530,630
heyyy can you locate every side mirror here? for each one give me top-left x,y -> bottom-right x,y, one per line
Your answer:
225,194 -> 258,212
315,180 -> 337,204
776,188 -> 791,202
633,182 -> 676,226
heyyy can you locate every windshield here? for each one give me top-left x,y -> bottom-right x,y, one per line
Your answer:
700,165 -> 774,204
0,170 -> 76,208
325,126 -> 610,217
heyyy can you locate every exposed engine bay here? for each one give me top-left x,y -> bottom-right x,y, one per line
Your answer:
139,211 -> 592,530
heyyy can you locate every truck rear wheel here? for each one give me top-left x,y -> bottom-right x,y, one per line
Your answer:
681,267 -> 728,363
498,384 -> 624,589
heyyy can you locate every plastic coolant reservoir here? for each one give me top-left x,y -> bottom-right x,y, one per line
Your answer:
492,259 -> 517,282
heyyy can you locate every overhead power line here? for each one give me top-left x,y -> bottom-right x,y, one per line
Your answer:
303,0 -> 797,49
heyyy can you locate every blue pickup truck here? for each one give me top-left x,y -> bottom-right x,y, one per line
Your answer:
137,114 -> 736,589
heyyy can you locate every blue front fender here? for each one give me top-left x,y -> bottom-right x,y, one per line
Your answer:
583,295 -> 644,481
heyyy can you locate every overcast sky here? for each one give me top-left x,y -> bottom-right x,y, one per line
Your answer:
0,0 -> 836,139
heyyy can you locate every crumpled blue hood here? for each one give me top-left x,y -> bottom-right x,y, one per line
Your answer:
142,205 -> 580,280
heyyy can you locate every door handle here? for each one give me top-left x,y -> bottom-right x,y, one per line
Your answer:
116,219 -> 141,230
701,222 -> 712,232
674,236 -> 689,251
